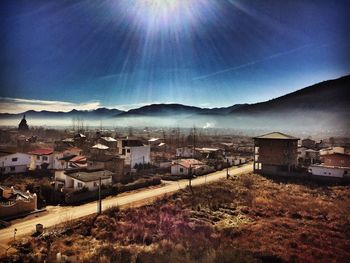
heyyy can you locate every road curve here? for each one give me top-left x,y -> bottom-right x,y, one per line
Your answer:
0,164 -> 253,250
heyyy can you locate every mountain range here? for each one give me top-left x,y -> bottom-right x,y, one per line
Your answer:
0,75 -> 349,131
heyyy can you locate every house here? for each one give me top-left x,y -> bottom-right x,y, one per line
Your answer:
308,165 -> 350,178
87,154 -> 125,182
298,147 -> 320,166
176,146 -> 195,158
321,152 -> 350,167
0,185 -> 37,219
29,148 -> 54,170
308,152 -> 350,179
195,147 -> 224,160
253,132 -> 299,174
0,151 -> 31,175
171,159 -> 213,176
117,138 -> 150,168
54,168 -> 113,191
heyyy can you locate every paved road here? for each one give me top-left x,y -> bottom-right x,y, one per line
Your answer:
0,164 -> 252,250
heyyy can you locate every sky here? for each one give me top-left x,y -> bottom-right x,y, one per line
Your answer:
0,0 -> 349,113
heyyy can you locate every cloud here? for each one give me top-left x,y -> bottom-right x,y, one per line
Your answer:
0,97 -> 101,114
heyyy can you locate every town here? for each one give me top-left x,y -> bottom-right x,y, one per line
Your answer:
1,115 -> 349,224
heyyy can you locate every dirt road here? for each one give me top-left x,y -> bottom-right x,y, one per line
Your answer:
0,164 -> 252,250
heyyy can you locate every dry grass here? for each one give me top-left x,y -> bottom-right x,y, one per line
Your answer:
2,173 -> 350,262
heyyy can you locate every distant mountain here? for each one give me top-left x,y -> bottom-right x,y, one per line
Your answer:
117,103 -> 247,117
0,75 -> 349,132
230,75 -> 350,115
0,108 -> 124,119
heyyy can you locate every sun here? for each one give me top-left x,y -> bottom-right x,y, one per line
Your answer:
120,0 -> 214,33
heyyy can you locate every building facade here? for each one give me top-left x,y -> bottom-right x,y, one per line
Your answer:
254,132 -> 299,174
29,148 -> 54,170
0,152 -> 31,175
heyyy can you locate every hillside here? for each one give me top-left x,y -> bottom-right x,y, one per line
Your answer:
3,173 -> 350,262
231,75 -> 350,115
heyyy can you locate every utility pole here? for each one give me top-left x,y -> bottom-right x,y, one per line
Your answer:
226,159 -> 230,179
188,165 -> 194,195
97,177 -> 102,215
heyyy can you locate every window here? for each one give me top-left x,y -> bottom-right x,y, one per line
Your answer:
12,157 -> 18,162
10,166 -> 15,171
42,156 -> 48,161
127,149 -> 130,153
37,156 -> 40,160
77,182 -> 83,188
344,171 -> 348,175
180,168 -> 184,173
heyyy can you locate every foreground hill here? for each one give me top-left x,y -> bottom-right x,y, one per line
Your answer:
4,174 -> 350,262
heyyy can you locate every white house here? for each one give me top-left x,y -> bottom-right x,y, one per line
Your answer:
0,152 -> 31,175
117,138 -> 150,168
54,169 -> 113,191
171,159 -> 213,176
29,148 -> 54,170
308,165 -> 350,178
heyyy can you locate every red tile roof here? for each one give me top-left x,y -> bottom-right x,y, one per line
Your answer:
29,148 -> 54,155
70,155 -> 87,163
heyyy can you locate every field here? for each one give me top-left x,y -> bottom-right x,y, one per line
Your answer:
3,173 -> 350,263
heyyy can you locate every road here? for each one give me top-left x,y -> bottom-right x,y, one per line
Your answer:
0,164 -> 252,251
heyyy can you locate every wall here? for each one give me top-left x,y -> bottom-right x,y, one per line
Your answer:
0,153 -> 31,174
0,194 -> 37,219
254,139 -> 298,173
322,154 -> 350,167
30,154 -> 54,170
72,177 -> 112,191
171,164 -> 189,176
308,165 -> 349,178
128,146 -> 150,168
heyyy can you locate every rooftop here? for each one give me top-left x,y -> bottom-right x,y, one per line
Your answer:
29,148 -> 54,155
173,159 -> 204,169
92,144 -> 109,150
67,170 -> 113,182
254,132 -> 299,140
101,137 -> 117,142
148,138 -> 160,142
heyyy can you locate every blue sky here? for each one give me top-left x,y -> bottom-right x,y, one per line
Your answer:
0,0 -> 349,112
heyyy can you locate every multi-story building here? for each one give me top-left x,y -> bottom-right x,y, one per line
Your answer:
253,132 -> 299,174
117,138 -> 150,168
